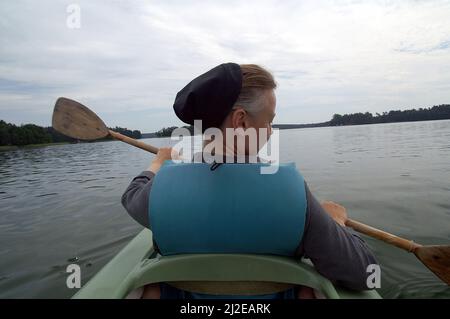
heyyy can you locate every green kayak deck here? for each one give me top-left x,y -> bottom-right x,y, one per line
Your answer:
73,229 -> 381,299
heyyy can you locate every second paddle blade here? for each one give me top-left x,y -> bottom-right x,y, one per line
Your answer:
52,97 -> 109,140
415,245 -> 450,285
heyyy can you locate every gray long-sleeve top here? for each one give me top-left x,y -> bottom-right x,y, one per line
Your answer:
121,169 -> 378,291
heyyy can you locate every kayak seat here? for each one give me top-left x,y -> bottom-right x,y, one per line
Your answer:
130,253 -> 341,298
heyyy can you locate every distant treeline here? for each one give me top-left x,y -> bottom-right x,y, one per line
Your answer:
0,120 -> 142,146
110,126 -> 142,139
329,104 -> 450,126
155,125 -> 194,137
151,104 -> 450,136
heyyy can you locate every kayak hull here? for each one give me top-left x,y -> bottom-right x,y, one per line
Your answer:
73,229 -> 381,299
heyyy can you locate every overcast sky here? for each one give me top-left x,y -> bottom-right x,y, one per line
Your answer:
1,0 -> 450,132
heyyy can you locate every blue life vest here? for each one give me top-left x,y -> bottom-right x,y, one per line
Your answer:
148,161 -> 307,256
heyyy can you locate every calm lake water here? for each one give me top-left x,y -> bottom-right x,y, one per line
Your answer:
1,120 -> 449,298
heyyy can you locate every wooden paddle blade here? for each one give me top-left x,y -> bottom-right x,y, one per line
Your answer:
52,97 -> 109,140
414,245 -> 450,285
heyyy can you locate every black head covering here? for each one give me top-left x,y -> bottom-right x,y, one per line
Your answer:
173,63 -> 242,131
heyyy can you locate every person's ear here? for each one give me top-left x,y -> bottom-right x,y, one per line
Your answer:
231,108 -> 248,129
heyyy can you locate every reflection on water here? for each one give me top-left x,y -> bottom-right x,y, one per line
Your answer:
0,120 -> 449,298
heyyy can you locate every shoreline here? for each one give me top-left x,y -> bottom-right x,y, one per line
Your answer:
0,142 -> 69,152
1,118 -> 449,149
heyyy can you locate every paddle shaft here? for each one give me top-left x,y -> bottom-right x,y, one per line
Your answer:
346,218 -> 421,253
53,98 -> 449,284
108,130 -> 159,154
105,128 -> 449,285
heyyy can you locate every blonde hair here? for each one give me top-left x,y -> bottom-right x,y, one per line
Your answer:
233,64 -> 277,114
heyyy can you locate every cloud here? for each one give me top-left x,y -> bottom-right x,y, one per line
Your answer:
0,0 -> 450,131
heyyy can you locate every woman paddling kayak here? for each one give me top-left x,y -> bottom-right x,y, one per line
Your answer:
121,63 -> 378,299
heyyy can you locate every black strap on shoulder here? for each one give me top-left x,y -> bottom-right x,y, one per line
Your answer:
152,238 -> 161,254
210,161 -> 223,171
